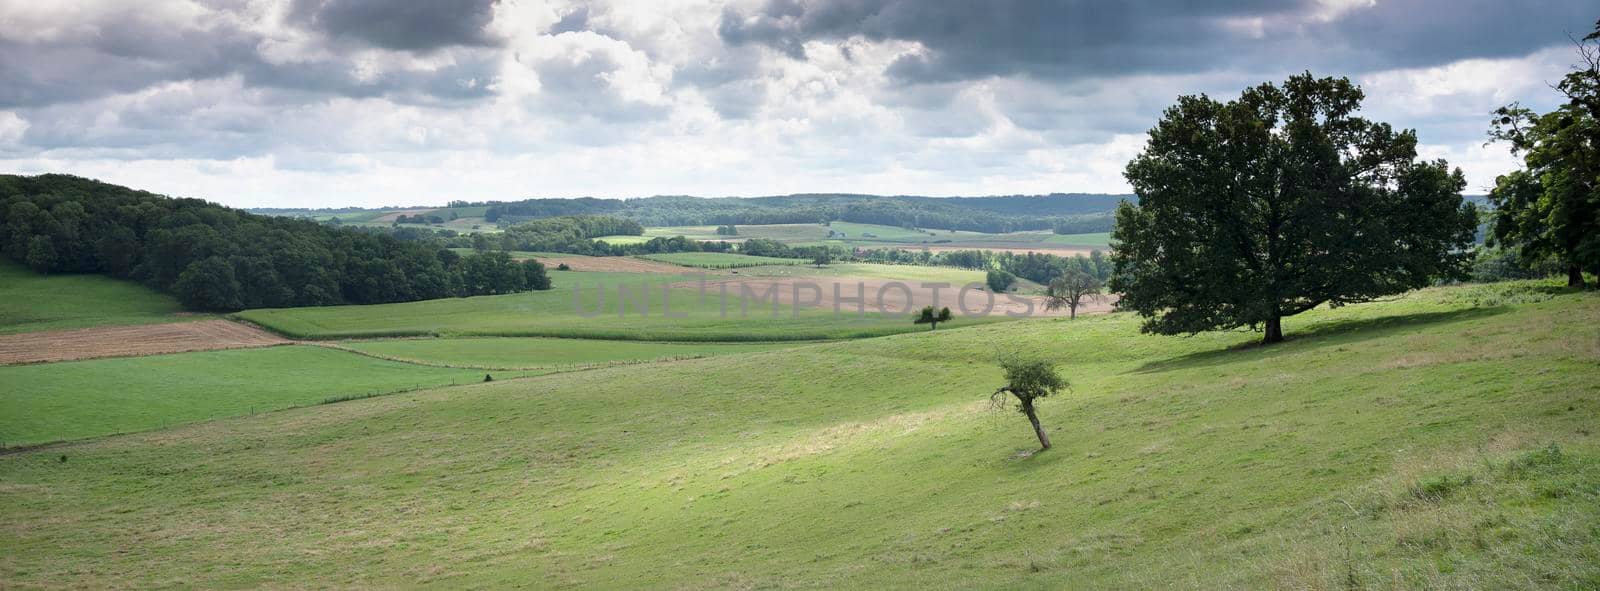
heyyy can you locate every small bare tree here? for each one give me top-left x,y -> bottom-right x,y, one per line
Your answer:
1045,269 -> 1103,319
990,358 -> 1068,451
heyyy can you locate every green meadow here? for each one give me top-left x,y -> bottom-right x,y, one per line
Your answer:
0,260 -> 201,334
340,337 -> 798,369
640,252 -> 809,268
645,223 -> 832,242
1041,231 -> 1112,246
236,270 -> 984,341
0,345 -> 523,446
2,282 -> 1595,587
593,234 -> 653,245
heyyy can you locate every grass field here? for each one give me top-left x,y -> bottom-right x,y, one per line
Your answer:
2,281 -> 1594,587
340,338 -> 798,369
646,224 -> 829,242
0,345 -> 528,446
825,221 -> 947,241
641,252 -> 808,268
1041,231 -> 1112,246
236,270 -> 986,341
0,260 -> 202,335
593,234 -> 653,245
306,210 -> 388,223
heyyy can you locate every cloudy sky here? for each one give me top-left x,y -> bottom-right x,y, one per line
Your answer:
0,1 -> 1594,207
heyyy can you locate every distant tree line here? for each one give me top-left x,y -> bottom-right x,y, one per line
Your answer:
474,193 -> 1130,234
394,213 -> 446,225
856,247 -> 1113,286
457,215 -> 702,256
0,174 -> 550,312
464,216 -> 858,262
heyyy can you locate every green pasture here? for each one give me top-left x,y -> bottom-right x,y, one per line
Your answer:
235,270 -> 992,341
0,259 -> 201,335
0,345 -> 524,446
341,337 -> 799,369
640,252 -> 809,268
2,281 -> 1594,587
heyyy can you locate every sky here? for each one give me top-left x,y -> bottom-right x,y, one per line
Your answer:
0,0 -> 1594,208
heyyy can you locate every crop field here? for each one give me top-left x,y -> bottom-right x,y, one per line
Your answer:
3,282 -> 1595,588
0,345 -> 530,446
640,252 -> 809,268
340,337 -> 798,369
0,319 -> 287,365
0,260 -> 202,334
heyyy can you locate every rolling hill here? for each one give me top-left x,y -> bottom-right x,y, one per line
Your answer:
3,280 -> 1594,588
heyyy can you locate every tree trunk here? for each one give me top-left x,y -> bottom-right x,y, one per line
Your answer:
1069,301 -> 1077,319
1022,399 -> 1050,450
1569,265 -> 1587,288
1264,315 -> 1284,344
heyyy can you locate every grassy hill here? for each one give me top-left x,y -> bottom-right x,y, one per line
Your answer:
339,338 -> 798,370
0,260 -> 202,334
3,281 -> 1594,588
0,345 -> 532,446
236,269 -> 1005,341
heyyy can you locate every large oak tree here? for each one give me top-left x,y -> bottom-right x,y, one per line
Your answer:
1111,73 -> 1477,344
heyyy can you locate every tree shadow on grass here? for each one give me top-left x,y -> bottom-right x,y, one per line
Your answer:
1128,306 -> 1511,375
1000,445 -> 1072,473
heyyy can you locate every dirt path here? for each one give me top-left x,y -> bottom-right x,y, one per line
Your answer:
0,320 -> 290,365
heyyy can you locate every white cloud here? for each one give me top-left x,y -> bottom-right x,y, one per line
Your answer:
0,112 -> 29,146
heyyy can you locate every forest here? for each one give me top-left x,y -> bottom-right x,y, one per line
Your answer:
0,175 -> 550,311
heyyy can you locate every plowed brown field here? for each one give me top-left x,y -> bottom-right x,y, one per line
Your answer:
0,320 -> 289,365
533,255 -> 693,274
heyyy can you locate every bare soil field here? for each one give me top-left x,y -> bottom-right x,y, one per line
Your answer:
0,320 -> 289,365
535,255 -> 695,274
670,276 -> 1115,318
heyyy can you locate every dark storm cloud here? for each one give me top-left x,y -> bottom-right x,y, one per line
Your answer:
0,11 -> 498,110
0,22 -> 259,108
1316,0 -> 1597,70
717,0 -> 1597,83
288,0 -> 502,52
237,55 -> 499,104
